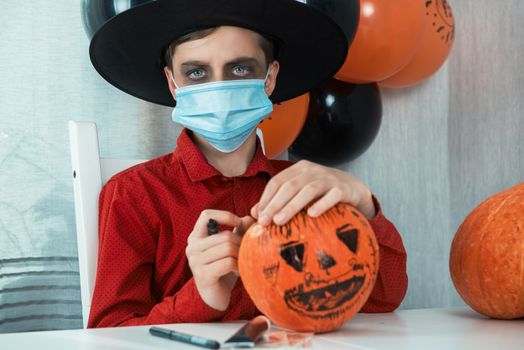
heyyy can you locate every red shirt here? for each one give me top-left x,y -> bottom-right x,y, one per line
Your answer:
88,129 -> 408,328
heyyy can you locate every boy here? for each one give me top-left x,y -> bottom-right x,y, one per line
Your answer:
87,0 -> 407,327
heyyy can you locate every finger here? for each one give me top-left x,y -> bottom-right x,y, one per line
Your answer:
271,180 -> 330,225
257,163 -> 303,213
250,203 -> 260,219
258,176 -> 305,225
306,187 -> 345,218
233,216 -> 256,236
202,257 -> 238,280
192,241 -> 240,267
191,210 -> 241,239
186,231 -> 241,256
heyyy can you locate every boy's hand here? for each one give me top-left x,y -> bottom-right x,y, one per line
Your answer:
251,160 -> 376,225
185,209 -> 254,311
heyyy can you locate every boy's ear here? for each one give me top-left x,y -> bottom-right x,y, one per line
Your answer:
265,60 -> 280,97
163,66 -> 177,100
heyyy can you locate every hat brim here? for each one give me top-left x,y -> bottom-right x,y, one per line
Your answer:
89,0 -> 350,107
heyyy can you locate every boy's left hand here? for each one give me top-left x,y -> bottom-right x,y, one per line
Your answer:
251,160 -> 376,225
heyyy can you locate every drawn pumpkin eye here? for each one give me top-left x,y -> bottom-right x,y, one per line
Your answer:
336,224 -> 358,254
280,241 -> 305,272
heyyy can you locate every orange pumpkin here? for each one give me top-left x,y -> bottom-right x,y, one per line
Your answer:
239,203 -> 379,333
450,182 -> 524,319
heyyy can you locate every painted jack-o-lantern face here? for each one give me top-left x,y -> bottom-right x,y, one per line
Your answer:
239,203 -> 379,333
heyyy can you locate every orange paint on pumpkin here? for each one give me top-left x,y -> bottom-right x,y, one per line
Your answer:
450,182 -> 524,319
239,203 -> 379,333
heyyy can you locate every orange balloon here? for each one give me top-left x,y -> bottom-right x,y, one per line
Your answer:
257,93 -> 309,159
379,0 -> 455,88
335,0 -> 425,84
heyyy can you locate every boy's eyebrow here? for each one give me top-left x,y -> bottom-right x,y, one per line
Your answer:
180,60 -> 210,68
180,57 -> 262,68
223,57 -> 262,68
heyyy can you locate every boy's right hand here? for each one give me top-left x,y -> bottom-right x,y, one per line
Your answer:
185,209 -> 254,311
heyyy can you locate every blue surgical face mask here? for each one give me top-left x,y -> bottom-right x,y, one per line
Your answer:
171,69 -> 273,153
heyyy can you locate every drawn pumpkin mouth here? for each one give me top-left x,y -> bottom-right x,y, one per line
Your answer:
284,274 -> 366,315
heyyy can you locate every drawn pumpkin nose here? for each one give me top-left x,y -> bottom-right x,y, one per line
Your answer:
317,251 -> 337,274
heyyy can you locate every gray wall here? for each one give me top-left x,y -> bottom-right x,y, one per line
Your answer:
346,0 -> 524,309
0,0 -> 178,332
0,0 -> 522,332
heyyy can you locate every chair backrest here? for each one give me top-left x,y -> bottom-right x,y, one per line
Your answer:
68,121 -> 145,328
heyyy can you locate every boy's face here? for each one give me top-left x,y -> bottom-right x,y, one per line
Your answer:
164,26 -> 279,99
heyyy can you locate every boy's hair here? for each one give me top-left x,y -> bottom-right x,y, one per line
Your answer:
164,27 -> 276,71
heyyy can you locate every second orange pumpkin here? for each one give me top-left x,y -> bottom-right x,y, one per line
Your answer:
450,182 -> 524,319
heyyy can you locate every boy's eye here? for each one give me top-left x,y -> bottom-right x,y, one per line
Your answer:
187,69 -> 206,80
232,65 -> 251,77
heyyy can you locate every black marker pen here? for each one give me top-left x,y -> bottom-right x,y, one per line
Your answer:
207,218 -> 219,235
149,326 -> 220,349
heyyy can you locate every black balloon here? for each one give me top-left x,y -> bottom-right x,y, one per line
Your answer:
289,79 -> 382,166
302,0 -> 359,44
81,0 -> 155,39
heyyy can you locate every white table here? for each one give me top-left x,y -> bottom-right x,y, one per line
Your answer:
1,307 -> 522,349
318,307 -> 524,349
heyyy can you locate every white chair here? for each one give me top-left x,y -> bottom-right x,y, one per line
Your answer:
68,121 -> 146,328
68,122 -> 282,328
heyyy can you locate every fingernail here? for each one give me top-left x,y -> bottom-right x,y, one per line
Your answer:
274,213 -> 286,224
308,208 -> 319,217
259,214 -> 269,226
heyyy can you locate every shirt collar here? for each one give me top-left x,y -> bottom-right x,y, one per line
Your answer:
174,128 -> 279,182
